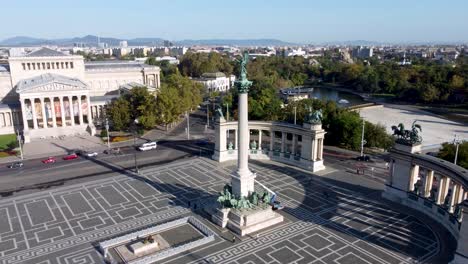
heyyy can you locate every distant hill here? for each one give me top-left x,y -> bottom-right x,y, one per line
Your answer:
175,38 -> 294,46
0,35 -> 293,47
0,35 -> 165,47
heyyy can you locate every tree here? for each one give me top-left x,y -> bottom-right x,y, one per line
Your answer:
107,98 -> 131,131
156,85 -> 182,130
438,141 -> 468,169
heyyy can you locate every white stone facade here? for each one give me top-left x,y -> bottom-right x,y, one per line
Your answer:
193,72 -> 235,93
0,47 -> 160,142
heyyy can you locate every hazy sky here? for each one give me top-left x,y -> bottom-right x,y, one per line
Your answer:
2,0 -> 467,43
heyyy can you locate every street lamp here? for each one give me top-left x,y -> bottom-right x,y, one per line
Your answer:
186,111 -> 190,140
360,119 -> 366,158
225,103 -> 229,121
454,134 -> 461,165
105,118 -> 110,151
133,119 -> 139,174
16,129 -> 23,160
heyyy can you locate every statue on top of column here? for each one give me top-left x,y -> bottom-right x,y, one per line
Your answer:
235,52 -> 253,94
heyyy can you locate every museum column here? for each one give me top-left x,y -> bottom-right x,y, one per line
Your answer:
68,96 -> 75,126
50,97 -> 57,127
20,98 -> 29,131
40,98 -> 47,128
31,98 -> 38,129
59,97 -> 66,127
78,96 -> 83,125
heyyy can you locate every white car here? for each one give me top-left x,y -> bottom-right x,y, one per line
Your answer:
138,142 -> 157,151
85,151 -> 98,157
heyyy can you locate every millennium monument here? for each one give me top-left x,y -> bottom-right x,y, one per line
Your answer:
231,52 -> 256,197
210,53 -> 283,236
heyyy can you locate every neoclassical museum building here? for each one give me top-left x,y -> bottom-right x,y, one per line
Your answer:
0,47 -> 160,143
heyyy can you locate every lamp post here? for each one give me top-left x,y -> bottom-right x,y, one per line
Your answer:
186,111 -> 190,140
133,119 -> 139,174
360,119 -> 366,158
225,103 -> 229,121
16,129 -> 23,160
454,134 -> 461,165
105,118 -> 110,151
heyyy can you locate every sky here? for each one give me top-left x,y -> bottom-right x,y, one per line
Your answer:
2,0 -> 468,43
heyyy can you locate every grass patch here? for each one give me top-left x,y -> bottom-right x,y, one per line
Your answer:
0,134 -> 16,150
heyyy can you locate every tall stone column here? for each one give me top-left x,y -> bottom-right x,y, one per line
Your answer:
60,97 -> 66,127
31,98 -> 38,129
231,53 -> 255,198
86,96 -> 92,125
40,98 -> 47,129
424,170 -> 434,198
436,176 -> 450,205
292,134 -> 297,157
68,96 -> 75,126
50,97 -> 57,127
269,131 -> 274,152
280,132 -> 285,154
20,98 -> 29,131
78,96 -> 83,125
408,164 -> 419,191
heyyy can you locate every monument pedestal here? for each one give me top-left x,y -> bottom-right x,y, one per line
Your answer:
231,170 -> 256,198
212,206 -> 283,236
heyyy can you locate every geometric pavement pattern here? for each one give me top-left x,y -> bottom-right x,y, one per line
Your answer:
0,158 -> 439,264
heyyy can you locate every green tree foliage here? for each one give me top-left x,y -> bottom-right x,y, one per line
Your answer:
107,97 -> 131,131
107,87 -> 157,130
438,141 -> 468,169
179,52 -> 233,77
156,85 -> 181,129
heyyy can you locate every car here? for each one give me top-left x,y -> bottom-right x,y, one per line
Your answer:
63,153 -> 78,160
42,157 -> 56,164
138,142 -> 157,151
85,151 -> 98,157
356,155 -> 371,162
7,161 -> 23,169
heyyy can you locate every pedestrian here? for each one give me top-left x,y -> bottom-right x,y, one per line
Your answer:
232,236 -> 236,243
385,162 -> 389,169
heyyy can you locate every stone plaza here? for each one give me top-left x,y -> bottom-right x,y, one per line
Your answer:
0,157 -> 451,264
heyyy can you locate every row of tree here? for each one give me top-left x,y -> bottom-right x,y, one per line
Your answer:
106,73 -> 203,131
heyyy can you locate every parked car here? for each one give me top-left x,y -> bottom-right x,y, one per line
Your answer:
7,161 -> 23,169
138,142 -> 157,151
63,153 -> 78,160
42,157 -> 56,164
356,155 -> 371,162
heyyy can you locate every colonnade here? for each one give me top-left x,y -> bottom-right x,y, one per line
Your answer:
406,164 -> 466,216
20,94 -> 92,132
213,121 -> 326,172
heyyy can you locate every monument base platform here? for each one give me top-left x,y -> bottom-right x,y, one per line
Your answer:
211,206 -> 284,236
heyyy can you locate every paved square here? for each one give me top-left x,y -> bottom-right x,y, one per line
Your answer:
0,158 -> 443,263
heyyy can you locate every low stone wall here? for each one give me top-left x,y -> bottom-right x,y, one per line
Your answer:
99,216 -> 216,264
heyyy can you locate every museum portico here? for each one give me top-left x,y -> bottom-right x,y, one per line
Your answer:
17,73 -> 95,142
0,47 -> 161,142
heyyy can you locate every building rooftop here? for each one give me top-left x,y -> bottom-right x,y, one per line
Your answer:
25,47 -> 68,57
16,73 -> 88,94
201,72 -> 226,78
84,61 -> 157,71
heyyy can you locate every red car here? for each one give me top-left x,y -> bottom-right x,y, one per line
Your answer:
42,157 -> 56,164
63,153 -> 78,160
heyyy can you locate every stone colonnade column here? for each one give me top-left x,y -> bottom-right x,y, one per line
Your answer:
86,96 -> 92,125
78,96 -> 83,125
449,184 -> 461,213
436,176 -> 450,205
68,96 -> 75,126
40,98 -> 47,128
31,99 -> 38,129
292,134 -> 296,157
20,98 -> 29,131
280,132 -> 285,154
423,170 -> 434,198
408,164 -> 420,191
50,97 -> 57,127
60,97 -> 66,127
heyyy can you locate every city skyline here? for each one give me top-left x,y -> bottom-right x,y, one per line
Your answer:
2,0 -> 468,44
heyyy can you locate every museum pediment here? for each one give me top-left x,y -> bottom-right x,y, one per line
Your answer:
16,73 -> 89,94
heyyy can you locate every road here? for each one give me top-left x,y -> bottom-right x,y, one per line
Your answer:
0,140 -> 214,197
0,105 -> 215,197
